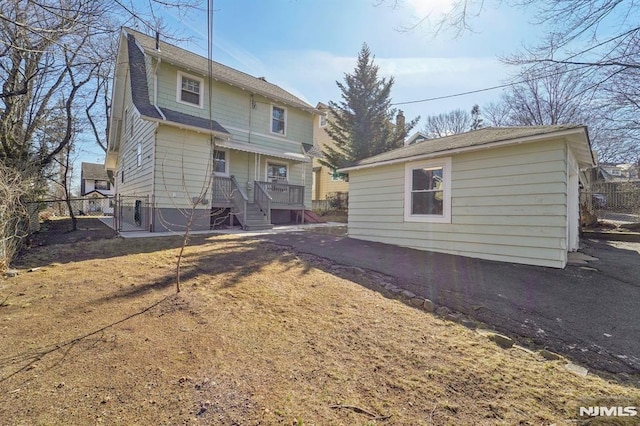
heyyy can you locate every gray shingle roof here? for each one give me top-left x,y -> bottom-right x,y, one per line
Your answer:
127,33 -> 229,135
344,125 -> 589,169
127,34 -> 163,120
125,27 -> 317,113
82,162 -> 110,181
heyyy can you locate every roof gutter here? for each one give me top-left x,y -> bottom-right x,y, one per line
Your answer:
142,49 -> 321,115
339,127 -> 591,173
141,114 -> 231,140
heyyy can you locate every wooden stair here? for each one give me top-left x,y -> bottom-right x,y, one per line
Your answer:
242,203 -> 273,231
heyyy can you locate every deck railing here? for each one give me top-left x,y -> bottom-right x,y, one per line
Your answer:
254,181 -> 272,224
256,181 -> 304,207
213,176 -> 247,228
212,176 -> 235,203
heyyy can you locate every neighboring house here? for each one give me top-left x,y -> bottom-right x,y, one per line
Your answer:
404,131 -> 428,146
311,102 -> 348,203
80,162 -> 115,215
339,125 -> 595,268
598,163 -> 640,182
106,28 -> 318,231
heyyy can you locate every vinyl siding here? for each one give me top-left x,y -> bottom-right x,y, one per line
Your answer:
348,139 -> 569,268
154,126 -> 312,209
155,62 -> 313,151
116,83 -> 155,198
153,126 -> 215,209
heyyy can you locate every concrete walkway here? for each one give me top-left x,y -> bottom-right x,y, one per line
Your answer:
98,216 -> 343,239
257,231 -> 640,376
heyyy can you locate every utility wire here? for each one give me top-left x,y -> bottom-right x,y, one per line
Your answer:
392,26 -> 640,106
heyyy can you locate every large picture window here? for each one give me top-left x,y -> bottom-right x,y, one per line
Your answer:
404,158 -> 452,223
271,105 -> 286,135
267,162 -> 288,182
177,71 -> 203,108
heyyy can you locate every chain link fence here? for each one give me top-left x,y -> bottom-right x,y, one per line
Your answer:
581,182 -> 640,225
114,195 -> 150,232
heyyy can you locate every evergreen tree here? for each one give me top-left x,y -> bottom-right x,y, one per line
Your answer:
470,104 -> 483,130
320,43 -> 418,172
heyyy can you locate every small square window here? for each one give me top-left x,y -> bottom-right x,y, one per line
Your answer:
213,150 -> 228,175
95,180 -> 110,190
271,106 -> 286,135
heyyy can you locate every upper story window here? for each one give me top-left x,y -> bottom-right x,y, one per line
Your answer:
95,180 -> 110,190
213,149 -> 229,175
404,157 -> 452,223
319,114 -> 327,128
267,162 -> 288,182
177,71 -> 203,108
271,105 -> 286,135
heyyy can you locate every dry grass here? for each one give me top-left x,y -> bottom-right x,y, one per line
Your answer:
1,221 -> 639,425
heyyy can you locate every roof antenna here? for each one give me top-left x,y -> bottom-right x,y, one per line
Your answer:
155,31 -> 160,51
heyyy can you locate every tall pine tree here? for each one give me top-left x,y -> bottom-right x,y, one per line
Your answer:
320,43 -> 418,172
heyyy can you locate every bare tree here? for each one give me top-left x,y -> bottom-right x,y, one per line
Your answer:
503,64 -> 595,126
423,108 -> 472,138
0,164 -> 33,272
483,101 -> 511,127
383,0 -> 640,161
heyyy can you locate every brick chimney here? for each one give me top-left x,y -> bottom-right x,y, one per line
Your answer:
396,110 -> 406,142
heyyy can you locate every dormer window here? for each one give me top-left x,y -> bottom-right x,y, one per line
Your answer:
320,114 -> 327,127
177,71 -> 203,108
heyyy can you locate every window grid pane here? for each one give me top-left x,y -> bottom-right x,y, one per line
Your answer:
411,166 -> 444,216
272,106 -> 285,134
181,77 -> 200,105
213,150 -> 226,174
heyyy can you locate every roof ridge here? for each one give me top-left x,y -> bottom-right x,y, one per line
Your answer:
122,27 -> 314,110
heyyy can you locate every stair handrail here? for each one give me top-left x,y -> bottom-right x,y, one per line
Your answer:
254,181 -> 272,224
229,175 -> 248,229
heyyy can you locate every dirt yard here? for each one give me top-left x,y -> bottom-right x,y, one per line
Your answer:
1,218 -> 639,425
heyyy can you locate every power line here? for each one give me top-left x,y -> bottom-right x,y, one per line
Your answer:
390,60 -> 621,106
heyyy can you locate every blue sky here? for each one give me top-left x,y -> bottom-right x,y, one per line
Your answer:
173,0 -> 544,121
80,0 -> 544,170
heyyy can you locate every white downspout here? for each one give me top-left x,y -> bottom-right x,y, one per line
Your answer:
153,57 -> 165,120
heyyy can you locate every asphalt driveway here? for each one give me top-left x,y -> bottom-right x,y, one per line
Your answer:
258,231 -> 640,375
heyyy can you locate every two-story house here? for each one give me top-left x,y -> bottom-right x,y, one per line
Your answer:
80,162 -> 115,215
106,28 -> 318,232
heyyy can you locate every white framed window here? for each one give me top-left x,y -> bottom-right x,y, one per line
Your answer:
136,143 -> 142,167
271,105 -> 286,135
176,71 -> 204,108
319,113 -> 327,128
266,161 -> 288,182
213,149 -> 229,175
404,157 -> 452,223
331,169 -> 346,181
